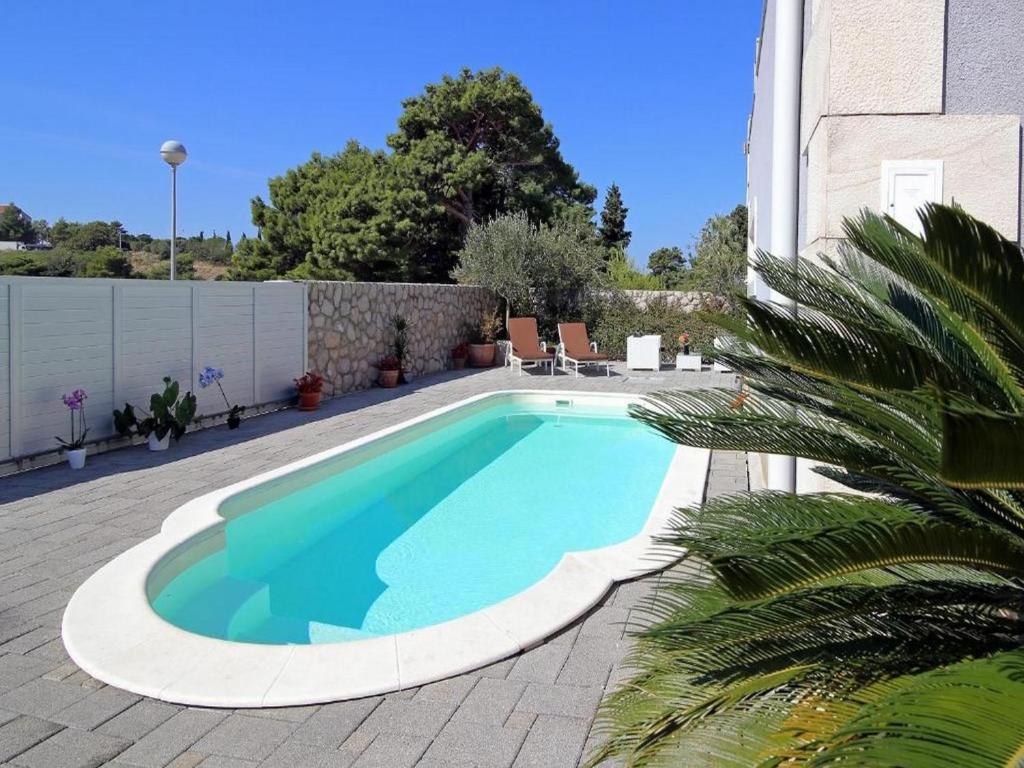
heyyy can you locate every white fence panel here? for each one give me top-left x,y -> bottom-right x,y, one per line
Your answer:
19,282 -> 115,456
195,283 -> 256,414
0,285 -> 10,461
120,283 -> 193,411
255,284 -> 307,402
0,277 -> 307,462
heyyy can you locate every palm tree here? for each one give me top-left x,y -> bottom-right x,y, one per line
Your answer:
589,205 -> 1024,767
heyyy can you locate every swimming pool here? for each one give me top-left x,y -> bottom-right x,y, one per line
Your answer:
63,391 -> 710,706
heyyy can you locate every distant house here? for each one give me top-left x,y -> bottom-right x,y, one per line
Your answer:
0,204 -> 43,251
1,203 -> 31,250
0,204 -> 30,219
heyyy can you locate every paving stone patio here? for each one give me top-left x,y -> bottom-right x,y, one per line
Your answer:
0,364 -> 745,768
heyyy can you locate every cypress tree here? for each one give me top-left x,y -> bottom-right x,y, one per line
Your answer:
598,183 -> 631,250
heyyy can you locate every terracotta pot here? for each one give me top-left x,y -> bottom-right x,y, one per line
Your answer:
298,390 -> 322,411
469,343 -> 496,367
378,369 -> 400,388
452,356 -> 467,370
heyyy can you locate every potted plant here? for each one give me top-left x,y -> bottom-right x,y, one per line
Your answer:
199,366 -> 244,429
294,371 -> 326,411
113,377 -> 197,451
56,389 -> 89,469
392,315 -> 409,384
451,341 -> 469,370
469,308 -> 503,367
679,332 -> 691,356
376,354 -> 401,388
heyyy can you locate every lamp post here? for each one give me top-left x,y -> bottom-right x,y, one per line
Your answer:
159,140 -> 187,281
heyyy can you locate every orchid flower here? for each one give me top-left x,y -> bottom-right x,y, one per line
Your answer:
199,365 -> 243,429
57,389 -> 88,450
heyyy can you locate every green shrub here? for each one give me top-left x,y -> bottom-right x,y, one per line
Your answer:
81,247 -> 132,278
454,212 -> 606,339
606,250 -> 665,290
587,292 -> 718,360
0,251 -> 49,275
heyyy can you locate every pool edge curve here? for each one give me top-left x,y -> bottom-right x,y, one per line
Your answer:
61,390 -> 711,707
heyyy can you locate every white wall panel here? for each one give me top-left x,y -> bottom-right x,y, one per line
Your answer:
0,285 -> 10,461
19,282 -> 113,455
256,284 -> 306,402
0,277 -> 307,461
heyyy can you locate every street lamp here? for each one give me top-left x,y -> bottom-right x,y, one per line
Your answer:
160,140 -> 187,281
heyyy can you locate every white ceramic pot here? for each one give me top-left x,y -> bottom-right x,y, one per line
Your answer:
148,432 -> 170,452
66,448 -> 86,470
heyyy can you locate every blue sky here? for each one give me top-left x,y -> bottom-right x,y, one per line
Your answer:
3,1 -> 761,267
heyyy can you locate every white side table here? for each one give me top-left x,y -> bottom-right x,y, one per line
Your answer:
676,353 -> 702,372
626,335 -> 662,370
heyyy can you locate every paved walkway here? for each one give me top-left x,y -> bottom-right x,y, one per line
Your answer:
0,365 -> 745,768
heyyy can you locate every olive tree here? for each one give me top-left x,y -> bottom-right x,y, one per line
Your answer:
453,212 -> 606,337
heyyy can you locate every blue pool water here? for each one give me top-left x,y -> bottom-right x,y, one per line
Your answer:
152,399 -> 675,644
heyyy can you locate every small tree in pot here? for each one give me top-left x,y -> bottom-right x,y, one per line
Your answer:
392,315 -> 409,383
469,308 -> 503,367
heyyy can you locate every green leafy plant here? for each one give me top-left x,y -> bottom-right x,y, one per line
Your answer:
113,377 -> 197,443
586,293 -> 718,359
473,308 -> 503,344
589,205 -> 1024,767
392,315 -> 409,383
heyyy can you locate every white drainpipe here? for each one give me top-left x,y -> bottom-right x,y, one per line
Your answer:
766,0 -> 804,493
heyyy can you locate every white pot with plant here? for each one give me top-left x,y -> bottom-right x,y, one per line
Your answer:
56,388 -> 89,470
113,377 -> 197,452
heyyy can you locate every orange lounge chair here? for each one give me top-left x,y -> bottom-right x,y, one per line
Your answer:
507,317 -> 555,375
557,323 -> 610,377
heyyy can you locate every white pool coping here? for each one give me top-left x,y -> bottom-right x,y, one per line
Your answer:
62,390 -> 710,707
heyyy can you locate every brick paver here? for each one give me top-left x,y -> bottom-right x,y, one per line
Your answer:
0,364 -> 745,767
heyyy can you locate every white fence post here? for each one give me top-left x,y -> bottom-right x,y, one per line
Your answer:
112,284 -> 124,421
191,284 -> 200,397
8,282 -> 22,459
252,285 -> 261,404
302,282 -> 309,374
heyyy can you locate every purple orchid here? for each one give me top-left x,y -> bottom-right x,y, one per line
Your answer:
57,389 -> 89,450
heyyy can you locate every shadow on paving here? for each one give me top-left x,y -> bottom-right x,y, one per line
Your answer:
0,368 -> 502,506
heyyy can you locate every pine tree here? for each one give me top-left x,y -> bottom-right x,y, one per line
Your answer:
598,183 -> 631,250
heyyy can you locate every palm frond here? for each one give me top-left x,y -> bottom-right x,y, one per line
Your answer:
595,205 -> 1024,765
807,650 -> 1024,768
941,398 -> 1024,490
710,517 -> 1024,601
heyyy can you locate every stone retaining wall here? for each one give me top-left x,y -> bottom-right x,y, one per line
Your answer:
307,282 -> 496,395
619,289 -> 721,311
